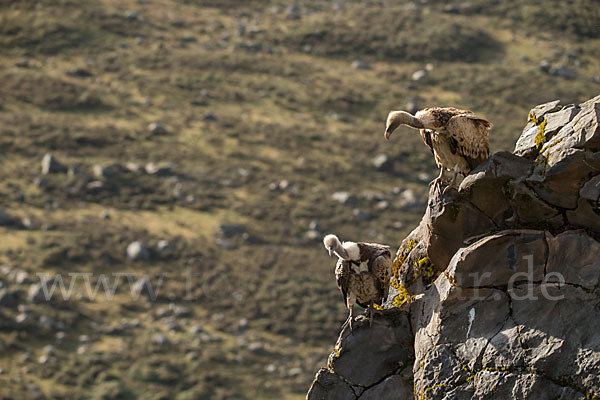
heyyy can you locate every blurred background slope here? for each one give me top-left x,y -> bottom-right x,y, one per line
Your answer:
0,0 -> 598,398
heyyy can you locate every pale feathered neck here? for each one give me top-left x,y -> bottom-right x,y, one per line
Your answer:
342,241 -> 360,261
387,110 -> 424,129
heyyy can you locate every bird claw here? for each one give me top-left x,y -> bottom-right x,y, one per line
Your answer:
342,315 -> 355,333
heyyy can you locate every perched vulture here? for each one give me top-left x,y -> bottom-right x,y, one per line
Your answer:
323,234 -> 393,330
384,107 -> 492,190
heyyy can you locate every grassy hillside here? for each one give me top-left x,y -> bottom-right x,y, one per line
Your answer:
0,0 -> 598,398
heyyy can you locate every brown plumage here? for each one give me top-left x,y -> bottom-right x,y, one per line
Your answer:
323,234 -> 393,330
384,107 -> 492,189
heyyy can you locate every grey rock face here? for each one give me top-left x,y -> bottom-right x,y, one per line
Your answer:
308,95 -> 600,400
308,309 -> 413,399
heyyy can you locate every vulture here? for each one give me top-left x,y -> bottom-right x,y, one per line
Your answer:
384,107 -> 492,191
323,234 -> 393,330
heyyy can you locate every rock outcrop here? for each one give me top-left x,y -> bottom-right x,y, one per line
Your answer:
307,94 -> 600,399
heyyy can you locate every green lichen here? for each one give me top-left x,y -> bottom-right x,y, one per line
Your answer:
419,383 -> 448,399
391,283 -> 412,307
414,256 -> 438,284
527,111 -> 538,125
393,239 -> 418,280
534,119 -> 547,153
540,137 -> 563,153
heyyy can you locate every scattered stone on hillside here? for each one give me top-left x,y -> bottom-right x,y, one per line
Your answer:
202,112 -> 218,121
41,153 -> 67,174
305,230 -> 320,241
331,191 -> 356,205
27,284 -> 49,304
38,315 -> 56,330
217,223 -> 247,238
406,100 -> 419,114
145,162 -> 173,176
549,63 -> 577,79
189,325 -> 204,335
93,163 -> 127,179
125,162 -> 145,173
248,342 -> 267,355
411,69 -> 426,81
372,153 -> 392,171
78,335 -> 90,343
131,278 -> 156,298
352,208 -> 371,221
171,303 -> 192,318
180,34 -> 197,42
34,177 -> 49,188
162,317 -> 180,332
152,332 -> 170,346
15,313 -> 29,325
21,217 -> 34,229
308,220 -> 322,232
375,200 -> 390,210
0,289 -> 16,308
67,67 -> 93,78
124,10 -> 138,21
127,241 -> 150,261
397,189 -> 418,207
13,270 -> 32,285
147,122 -> 167,135
351,60 -> 371,70
285,4 -> 301,19
156,240 -> 170,255
0,209 -> 15,226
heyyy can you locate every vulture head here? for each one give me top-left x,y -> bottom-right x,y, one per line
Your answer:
323,234 -> 359,261
384,110 -> 424,140
323,234 -> 345,258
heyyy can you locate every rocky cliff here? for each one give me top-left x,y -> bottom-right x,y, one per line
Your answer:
307,94 -> 600,399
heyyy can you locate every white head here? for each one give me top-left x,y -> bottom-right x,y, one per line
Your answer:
323,234 -> 360,261
323,234 -> 343,258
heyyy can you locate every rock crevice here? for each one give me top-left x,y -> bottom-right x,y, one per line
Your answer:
307,95 -> 600,400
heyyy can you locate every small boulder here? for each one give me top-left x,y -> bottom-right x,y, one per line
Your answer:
351,60 -> 371,70
127,241 -> 150,261
152,332 -> 170,346
147,122 -> 167,135
285,4 -> 301,19
0,289 -> 16,308
0,209 -> 15,226
41,153 -> 67,174
411,70 -> 426,81
145,162 -> 172,176
27,283 -> 49,304
331,191 -> 356,205
372,154 -> 393,171
93,163 -> 127,179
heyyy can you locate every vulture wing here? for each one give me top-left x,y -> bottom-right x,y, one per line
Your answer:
445,114 -> 491,171
370,254 -> 393,303
335,259 -> 350,306
420,129 -> 435,155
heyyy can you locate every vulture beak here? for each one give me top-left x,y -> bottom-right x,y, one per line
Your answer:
384,127 -> 392,140
328,246 -> 334,257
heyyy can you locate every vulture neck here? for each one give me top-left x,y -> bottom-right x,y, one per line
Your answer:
341,242 -> 360,261
392,111 -> 424,129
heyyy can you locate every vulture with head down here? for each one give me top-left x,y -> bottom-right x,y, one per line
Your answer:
323,234 -> 392,330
